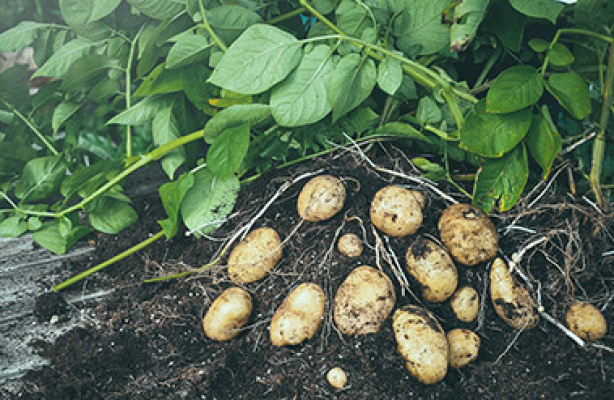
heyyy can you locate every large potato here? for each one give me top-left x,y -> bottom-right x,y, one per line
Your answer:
297,175 -> 346,222
370,186 -> 425,237
270,283 -> 326,346
489,257 -> 539,330
203,287 -> 253,341
405,237 -> 458,303
447,329 -> 480,369
227,227 -> 282,284
565,301 -> 607,341
334,266 -> 396,335
449,286 -> 480,323
438,204 -> 498,266
393,305 -> 449,385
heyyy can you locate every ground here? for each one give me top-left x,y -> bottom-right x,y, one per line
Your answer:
4,147 -> 614,399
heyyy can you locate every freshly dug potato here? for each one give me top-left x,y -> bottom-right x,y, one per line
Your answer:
326,367 -> 348,389
203,287 -> 253,341
337,233 -> 363,258
227,227 -> 282,284
405,237 -> 458,303
334,266 -> 396,335
565,301 -> 607,341
438,203 -> 498,266
449,286 -> 480,323
370,186 -> 425,237
297,175 -> 346,222
270,283 -> 326,346
393,305 -> 449,385
447,329 -> 480,369
489,258 -> 539,330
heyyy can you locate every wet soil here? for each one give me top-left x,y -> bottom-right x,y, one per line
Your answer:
4,148 -> 614,399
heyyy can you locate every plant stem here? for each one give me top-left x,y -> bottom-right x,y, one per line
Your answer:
198,0 -> 227,52
124,31 -> 138,159
267,7 -> 307,25
3,101 -> 59,156
541,28 -> 614,75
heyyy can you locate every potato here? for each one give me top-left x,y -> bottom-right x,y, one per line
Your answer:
370,186 -> 425,237
438,203 -> 498,266
270,282 -> 326,346
334,266 -> 396,335
393,305 -> 448,385
297,175 -> 346,222
447,329 -> 480,369
405,237 -> 458,303
203,287 -> 253,341
227,227 -> 282,284
337,233 -> 363,258
489,257 -> 539,330
449,286 -> 480,323
326,367 -> 348,389
565,301 -> 607,341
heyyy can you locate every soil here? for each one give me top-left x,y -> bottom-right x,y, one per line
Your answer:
3,148 -> 614,399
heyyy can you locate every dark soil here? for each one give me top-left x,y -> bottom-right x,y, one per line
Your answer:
6,149 -> 614,399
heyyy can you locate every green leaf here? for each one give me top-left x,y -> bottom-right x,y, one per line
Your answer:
473,143 -> 528,212
204,103 -> 271,143
375,122 -> 432,143
88,77 -> 120,103
546,72 -> 591,120
153,106 -> 185,179
33,38 -> 99,79
377,57 -> 403,96
207,123 -> 250,177
15,155 -> 67,202
158,172 -> 195,239
60,0 -> 121,24
126,0 -> 184,19
509,0 -> 565,24
0,216 -> 27,238
0,65 -> 31,107
107,95 -> 174,125
88,196 -> 138,234
460,100 -> 532,157
450,0 -> 490,52
412,157 -> 447,181
574,0 -> 614,27
312,0 -> 336,14
208,24 -> 303,95
52,101 -> 82,133
270,44 -> 334,127
486,65 -> 544,113
528,38 -> 549,53
416,96 -> 442,124
484,1 -> 527,52
526,113 -> 562,179
336,0 -> 372,38
28,216 -> 43,231
61,160 -> 122,200
180,64 -> 213,110
394,0 -> 450,56
134,64 -> 184,97
180,167 -> 239,237
33,222 -> 90,254
59,54 -> 118,92
207,5 -> 263,45
548,43 -> 574,67
0,21 -> 44,51
328,53 -> 377,122
166,30 -> 211,69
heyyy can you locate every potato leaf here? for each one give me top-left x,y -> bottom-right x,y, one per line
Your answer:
508,0 -> 565,24
548,43 -> 574,67
153,106 -> 185,179
0,21 -> 45,52
0,216 -> 28,238
327,53 -> 376,122
206,123 -> 250,177
52,101 -> 82,133
486,65 -> 544,113
526,112 -> 562,179
126,0 -> 184,20
166,30 -> 211,69
87,195 -> 138,234
394,0 -> 450,57
14,155 -> 67,202
59,0 -> 121,25
33,37 -> 100,78
107,95 -> 174,125
450,0 -> 490,52
546,72 -> 591,120
134,64 -> 184,97
158,172 -> 195,239
204,104 -> 271,143
377,57 -> 403,96
207,5 -> 263,46
32,222 -> 90,254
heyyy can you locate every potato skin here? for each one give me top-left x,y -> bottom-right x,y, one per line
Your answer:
203,287 -> 253,341
297,175 -> 346,222
489,258 -> 539,330
565,301 -> 607,341
327,367 -> 348,389
438,204 -> 498,266
227,227 -> 282,284
447,329 -> 480,369
405,237 -> 458,303
334,266 -> 396,335
270,283 -> 326,346
393,305 -> 448,385
337,233 -> 363,258
449,286 -> 480,323
370,186 -> 425,237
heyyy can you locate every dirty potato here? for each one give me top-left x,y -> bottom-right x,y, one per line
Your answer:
297,175 -> 346,222
489,257 -> 539,330
337,233 -> 363,258
393,305 -> 449,385
334,266 -> 396,335
405,237 -> 458,303
270,283 -> 326,346
449,286 -> 480,323
447,328 -> 480,369
227,227 -> 283,284
438,203 -> 498,266
327,367 -> 348,389
203,287 -> 253,341
565,301 -> 607,341
370,186 -> 425,237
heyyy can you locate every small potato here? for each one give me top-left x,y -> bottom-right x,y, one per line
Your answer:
405,237 -> 458,303
337,233 -> 363,258
449,286 -> 480,323
297,175 -> 346,222
227,227 -> 282,284
438,204 -> 498,266
447,329 -> 480,369
334,266 -> 396,335
370,186 -> 425,237
565,301 -> 607,341
270,283 -> 326,346
327,367 -> 348,389
490,258 -> 539,330
203,287 -> 253,341
393,305 -> 448,385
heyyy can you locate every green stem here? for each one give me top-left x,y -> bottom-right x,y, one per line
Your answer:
124,31 -> 139,159
3,101 -> 59,156
199,0 -> 227,52
541,28 -> 614,75
267,7 -> 307,25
